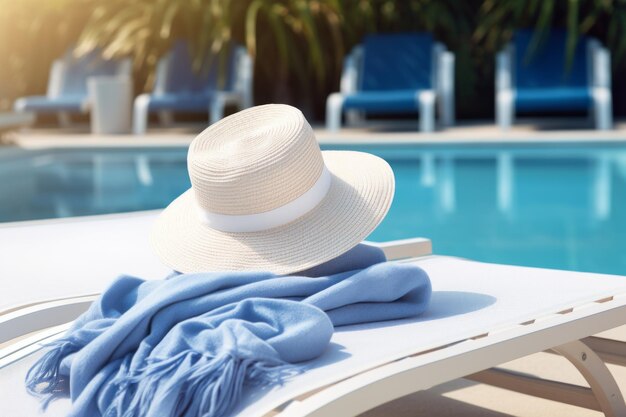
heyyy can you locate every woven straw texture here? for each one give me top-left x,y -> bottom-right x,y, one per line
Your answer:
152,104 -> 395,274
189,104 -> 323,215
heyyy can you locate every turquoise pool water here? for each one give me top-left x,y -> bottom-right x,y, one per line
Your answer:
2,144 -> 626,275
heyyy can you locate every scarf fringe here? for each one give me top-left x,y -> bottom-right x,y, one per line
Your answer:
105,351 -> 301,417
25,338 -> 80,408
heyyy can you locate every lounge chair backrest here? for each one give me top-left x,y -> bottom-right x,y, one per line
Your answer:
360,33 -> 433,91
513,30 -> 588,89
154,40 -> 236,96
51,49 -> 130,98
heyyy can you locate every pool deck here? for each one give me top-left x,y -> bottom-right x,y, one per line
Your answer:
3,118 -> 626,149
3,118 -> 626,416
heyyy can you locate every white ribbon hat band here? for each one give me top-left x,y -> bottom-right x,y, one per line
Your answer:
198,167 -> 332,233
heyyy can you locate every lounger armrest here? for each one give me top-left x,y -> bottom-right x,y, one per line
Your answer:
587,39 -> 613,130
153,51 -> 173,95
0,296 -> 95,345
340,46 -> 363,94
437,49 -> 455,126
496,45 -> 513,93
46,59 -> 66,98
233,46 -> 254,108
591,44 -> 611,89
368,238 -> 433,260
495,44 -> 515,129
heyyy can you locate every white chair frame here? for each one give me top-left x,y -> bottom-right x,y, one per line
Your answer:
496,39 -> 613,131
326,42 -> 455,133
133,46 -> 253,135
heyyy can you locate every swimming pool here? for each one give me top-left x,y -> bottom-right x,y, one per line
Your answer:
2,143 -> 626,276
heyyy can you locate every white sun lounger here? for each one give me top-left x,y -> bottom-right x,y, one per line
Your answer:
2,212 -> 626,417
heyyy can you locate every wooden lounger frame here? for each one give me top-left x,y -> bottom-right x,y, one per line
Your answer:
2,237 -> 626,417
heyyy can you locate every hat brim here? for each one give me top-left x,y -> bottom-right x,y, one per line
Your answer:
150,150 -> 395,275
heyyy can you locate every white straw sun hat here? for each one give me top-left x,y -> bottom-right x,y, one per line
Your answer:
151,104 -> 395,275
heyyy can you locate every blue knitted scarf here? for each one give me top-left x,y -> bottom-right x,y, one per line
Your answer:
26,244 -> 431,417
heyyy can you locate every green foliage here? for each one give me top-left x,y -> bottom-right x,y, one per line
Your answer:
0,0 -> 91,109
0,0 -> 478,113
72,0 -> 477,111
341,0 -> 474,46
1,0 -> 626,117
73,0 -> 345,107
475,0 -> 626,67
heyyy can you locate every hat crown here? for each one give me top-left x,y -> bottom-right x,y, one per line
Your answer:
188,104 -> 324,215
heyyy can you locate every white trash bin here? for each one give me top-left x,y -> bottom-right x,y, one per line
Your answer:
88,76 -> 133,134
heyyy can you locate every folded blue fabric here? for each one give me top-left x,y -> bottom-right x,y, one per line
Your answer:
26,244 -> 431,417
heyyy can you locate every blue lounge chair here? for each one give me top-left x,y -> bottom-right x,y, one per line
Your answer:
13,49 -> 131,127
133,41 -> 253,134
326,33 -> 455,132
496,29 -> 612,130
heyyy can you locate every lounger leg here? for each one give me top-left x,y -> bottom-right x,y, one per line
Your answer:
553,340 -> 626,417
241,90 -> 253,110
417,91 -> 435,133
592,87 -> 613,130
57,112 -> 72,128
470,340 -> 626,417
157,111 -> 174,127
496,91 -> 514,130
326,93 -> 344,132
133,94 -> 150,135
439,51 -> 455,127
346,110 -> 364,127
210,95 -> 226,124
